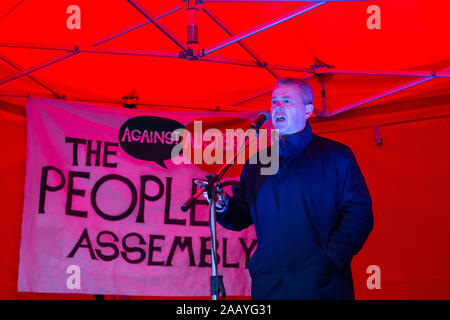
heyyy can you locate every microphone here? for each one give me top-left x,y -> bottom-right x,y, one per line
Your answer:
250,111 -> 271,130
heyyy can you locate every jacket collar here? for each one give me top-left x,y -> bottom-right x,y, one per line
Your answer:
278,121 -> 314,158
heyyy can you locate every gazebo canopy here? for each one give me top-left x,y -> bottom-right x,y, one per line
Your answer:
0,0 -> 448,116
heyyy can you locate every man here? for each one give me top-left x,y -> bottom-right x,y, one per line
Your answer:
207,78 -> 373,300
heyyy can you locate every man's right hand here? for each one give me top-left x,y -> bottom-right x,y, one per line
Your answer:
194,180 -> 229,211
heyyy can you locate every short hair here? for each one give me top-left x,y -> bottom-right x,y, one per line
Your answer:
274,77 -> 314,105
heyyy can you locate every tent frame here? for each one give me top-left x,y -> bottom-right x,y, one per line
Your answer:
0,0 -> 448,117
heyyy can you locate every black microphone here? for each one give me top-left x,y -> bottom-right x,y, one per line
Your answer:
250,111 -> 271,130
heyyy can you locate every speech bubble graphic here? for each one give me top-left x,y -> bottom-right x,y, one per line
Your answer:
118,116 -> 185,169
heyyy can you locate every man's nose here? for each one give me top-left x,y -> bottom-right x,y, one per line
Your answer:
272,101 -> 283,109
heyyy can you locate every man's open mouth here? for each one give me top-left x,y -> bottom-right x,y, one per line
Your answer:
275,116 -> 286,122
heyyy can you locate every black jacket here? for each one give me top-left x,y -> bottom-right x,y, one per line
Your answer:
217,122 -> 373,299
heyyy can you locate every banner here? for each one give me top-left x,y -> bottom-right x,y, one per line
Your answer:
18,97 -> 264,296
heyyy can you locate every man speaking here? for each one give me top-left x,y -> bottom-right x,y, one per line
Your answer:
207,77 -> 373,300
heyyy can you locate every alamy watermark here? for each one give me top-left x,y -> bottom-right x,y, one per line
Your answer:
170,121 -> 279,176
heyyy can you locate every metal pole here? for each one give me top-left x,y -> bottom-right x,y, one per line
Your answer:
209,200 -> 219,300
202,6 -> 280,79
0,42 -> 74,51
126,0 -> 189,53
0,94 -> 246,113
0,5 -> 182,86
231,74 -> 314,106
201,0 -> 374,2
0,51 -> 77,86
0,54 -> 63,98
323,77 -> 435,117
232,88 -> 274,106
199,2 -> 326,57
323,68 -> 450,78
1,41 -> 446,79
78,47 -> 181,58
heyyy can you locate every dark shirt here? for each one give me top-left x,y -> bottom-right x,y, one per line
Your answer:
217,122 -> 373,299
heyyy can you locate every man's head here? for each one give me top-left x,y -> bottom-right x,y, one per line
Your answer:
271,78 -> 314,135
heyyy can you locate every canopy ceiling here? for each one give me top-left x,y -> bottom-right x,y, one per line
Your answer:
0,0 -> 449,117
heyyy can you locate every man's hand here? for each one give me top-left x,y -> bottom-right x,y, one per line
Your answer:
194,180 -> 229,211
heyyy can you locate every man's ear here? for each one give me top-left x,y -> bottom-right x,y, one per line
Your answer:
305,104 -> 314,119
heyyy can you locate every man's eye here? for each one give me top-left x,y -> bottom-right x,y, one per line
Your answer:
272,98 -> 292,105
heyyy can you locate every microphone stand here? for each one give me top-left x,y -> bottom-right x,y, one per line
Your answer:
206,178 -> 225,300
181,124 -> 263,300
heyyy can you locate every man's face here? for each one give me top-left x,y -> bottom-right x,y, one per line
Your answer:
271,85 -> 313,135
